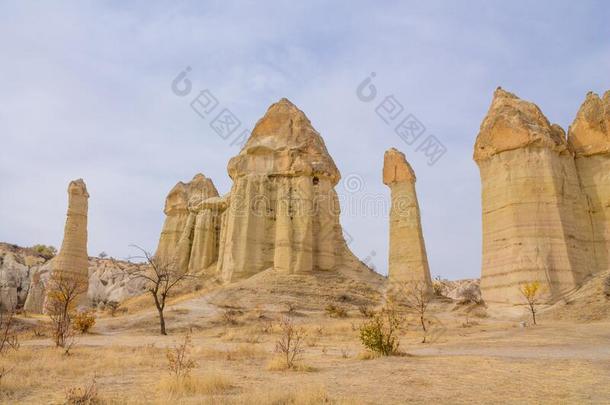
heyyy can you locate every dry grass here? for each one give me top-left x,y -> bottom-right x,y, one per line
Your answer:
199,344 -> 265,361
230,385 -> 331,404
266,356 -> 317,372
158,373 -> 232,397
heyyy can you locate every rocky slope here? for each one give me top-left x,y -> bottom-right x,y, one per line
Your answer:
0,243 -> 146,311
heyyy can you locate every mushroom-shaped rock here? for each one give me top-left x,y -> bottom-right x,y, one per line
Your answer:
218,98 -> 350,282
568,90 -> 610,274
474,89 -> 594,304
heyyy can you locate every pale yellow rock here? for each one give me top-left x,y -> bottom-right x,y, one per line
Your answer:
155,173 -> 220,274
218,98 -> 347,282
383,148 -> 431,288
475,88 -> 595,304
44,179 -> 90,310
568,90 -> 610,274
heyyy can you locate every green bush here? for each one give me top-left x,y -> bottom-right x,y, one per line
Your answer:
359,307 -> 402,356
31,244 -> 57,260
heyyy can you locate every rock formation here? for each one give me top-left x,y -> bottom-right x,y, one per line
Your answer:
474,88 -> 595,304
383,148 -> 431,288
568,91 -> 610,275
23,179 -> 91,312
217,98 -> 346,282
155,174 -> 222,274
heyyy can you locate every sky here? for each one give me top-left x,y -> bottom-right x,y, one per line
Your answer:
0,1 -> 608,280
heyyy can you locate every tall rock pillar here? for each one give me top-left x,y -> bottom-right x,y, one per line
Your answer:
218,98 -> 346,282
383,148 -> 431,287
46,179 -> 90,308
474,88 -> 594,304
568,90 -> 610,275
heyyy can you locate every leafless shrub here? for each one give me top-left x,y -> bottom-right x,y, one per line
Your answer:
106,301 -> 121,317
275,317 -> 305,369
65,377 -> 99,404
45,270 -> 86,350
284,302 -> 297,314
340,347 -> 351,359
458,283 -> 482,305
222,309 -> 240,326
0,308 -> 19,355
325,304 -> 348,318
401,282 -> 433,343
432,276 -> 445,297
0,366 -> 14,389
358,304 -> 375,318
167,331 -> 197,378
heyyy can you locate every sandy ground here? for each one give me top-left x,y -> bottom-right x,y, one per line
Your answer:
4,290 -> 609,405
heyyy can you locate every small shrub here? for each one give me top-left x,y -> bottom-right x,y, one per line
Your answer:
106,301 -> 121,317
520,281 -> 541,325
0,309 -> 19,355
167,332 -> 197,378
358,304 -> 375,318
98,252 -> 108,259
274,317 -> 305,370
31,244 -> 57,260
325,304 -> 348,318
65,378 -> 99,405
359,306 -> 402,356
222,309 -> 241,325
73,311 -> 96,334
432,276 -> 445,297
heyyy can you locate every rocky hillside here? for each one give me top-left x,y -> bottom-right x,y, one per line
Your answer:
0,242 -> 146,311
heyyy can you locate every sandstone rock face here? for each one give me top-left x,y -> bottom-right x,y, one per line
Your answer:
568,91 -> 610,275
155,174 -> 222,274
383,148 -> 431,288
0,248 -> 45,311
88,258 -> 147,304
38,179 -> 91,311
475,88 -> 595,304
217,98 -> 347,281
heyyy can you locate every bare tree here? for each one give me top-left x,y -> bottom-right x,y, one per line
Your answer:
0,306 -> 19,355
45,270 -> 87,349
396,281 -> 433,343
275,317 -> 305,369
116,245 -> 196,335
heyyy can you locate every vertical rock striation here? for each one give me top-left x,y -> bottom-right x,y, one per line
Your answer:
37,179 -> 91,311
568,90 -> 610,275
155,173 -> 222,274
383,148 -> 431,288
217,98 -> 348,282
474,88 -> 594,304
